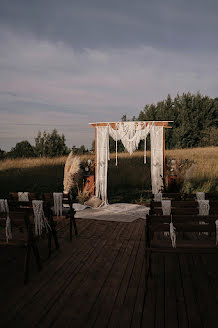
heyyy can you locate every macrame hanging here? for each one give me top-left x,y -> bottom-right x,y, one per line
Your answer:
0,199 -> 12,242
32,200 -> 50,236
53,193 -> 63,216
109,122 -> 150,166
18,192 -> 29,202
95,126 -> 110,205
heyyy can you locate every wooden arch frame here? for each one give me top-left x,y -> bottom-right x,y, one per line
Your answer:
89,121 -> 173,192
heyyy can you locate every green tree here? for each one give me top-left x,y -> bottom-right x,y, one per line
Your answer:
77,145 -> 86,155
0,148 -> 5,160
8,141 -> 36,158
35,129 -> 69,157
137,92 -> 218,149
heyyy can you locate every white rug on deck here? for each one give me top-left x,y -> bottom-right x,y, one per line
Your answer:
75,203 -> 150,222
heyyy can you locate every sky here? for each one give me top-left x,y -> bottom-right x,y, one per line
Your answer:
0,0 -> 218,151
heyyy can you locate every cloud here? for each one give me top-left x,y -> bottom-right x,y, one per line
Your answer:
0,27 -> 218,150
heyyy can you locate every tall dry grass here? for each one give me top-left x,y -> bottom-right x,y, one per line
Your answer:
166,146 -> 218,181
0,154 -> 94,171
0,147 -> 217,196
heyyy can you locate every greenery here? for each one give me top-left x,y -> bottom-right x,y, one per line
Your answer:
137,92 -> 218,149
1,129 -> 90,159
35,129 -> 68,157
8,141 -> 36,159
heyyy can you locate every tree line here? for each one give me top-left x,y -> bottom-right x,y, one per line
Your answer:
123,92 -> 218,149
0,129 -> 90,160
1,92 -> 217,159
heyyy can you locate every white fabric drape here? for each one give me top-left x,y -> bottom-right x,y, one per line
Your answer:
32,200 -> 50,236
150,125 -> 164,194
196,192 -> 205,200
162,200 -> 171,215
95,126 -> 110,205
95,122 -> 164,203
0,199 -> 12,242
53,193 -> 63,216
154,193 -> 162,202
18,192 -> 29,201
198,200 -> 210,216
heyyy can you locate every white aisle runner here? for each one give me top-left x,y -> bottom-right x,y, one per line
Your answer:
75,203 -> 150,222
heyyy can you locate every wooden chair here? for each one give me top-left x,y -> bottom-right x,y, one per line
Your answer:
0,210 -> 42,283
153,192 -> 218,201
43,193 -> 78,240
150,200 -> 218,216
8,200 -> 59,258
9,192 -> 38,201
145,214 -> 218,277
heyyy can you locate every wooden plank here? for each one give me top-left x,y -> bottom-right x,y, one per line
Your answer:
174,254 -> 188,328
154,254 -> 165,328
33,221 -> 125,327
129,255 -> 146,328
164,254 -> 178,328
1,220 -> 120,326
141,253 -> 159,327
190,254 -> 218,327
107,228 -> 145,327
51,235 -> 130,327
71,221 -> 142,328
179,254 -> 203,327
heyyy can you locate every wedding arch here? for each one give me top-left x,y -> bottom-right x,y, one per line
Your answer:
89,121 -> 172,204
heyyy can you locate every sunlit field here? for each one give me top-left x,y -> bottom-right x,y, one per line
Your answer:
0,147 -> 217,202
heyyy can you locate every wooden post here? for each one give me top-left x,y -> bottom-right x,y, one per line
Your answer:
163,127 -> 166,191
94,127 -> 97,195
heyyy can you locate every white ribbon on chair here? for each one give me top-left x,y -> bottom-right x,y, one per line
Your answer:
170,215 -> 176,248
161,200 -> 171,215
215,220 -> 218,246
18,192 -> 29,201
53,193 -> 63,217
197,200 -> 209,235
154,193 -> 162,202
32,200 -> 50,236
0,199 -> 12,242
196,192 -> 205,200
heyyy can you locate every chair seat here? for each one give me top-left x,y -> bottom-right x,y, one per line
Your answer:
51,206 -> 71,215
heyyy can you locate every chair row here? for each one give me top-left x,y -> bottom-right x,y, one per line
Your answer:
0,202 -> 59,284
152,192 -> 218,201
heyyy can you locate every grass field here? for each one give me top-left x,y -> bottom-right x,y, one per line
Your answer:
0,147 -> 217,202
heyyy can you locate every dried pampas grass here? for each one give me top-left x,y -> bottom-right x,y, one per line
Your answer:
63,152 -> 81,193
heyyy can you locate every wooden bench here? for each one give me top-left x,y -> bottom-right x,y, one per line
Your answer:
145,214 -> 218,277
152,192 -> 218,201
150,200 -> 218,215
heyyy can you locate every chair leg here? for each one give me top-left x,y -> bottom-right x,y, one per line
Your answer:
72,216 -> 78,236
51,224 -> 59,250
70,216 -> 78,240
48,233 -> 52,258
24,244 -> 31,284
31,241 -> 42,272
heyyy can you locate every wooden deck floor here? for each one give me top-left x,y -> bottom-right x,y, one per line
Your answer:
0,218 -> 218,327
